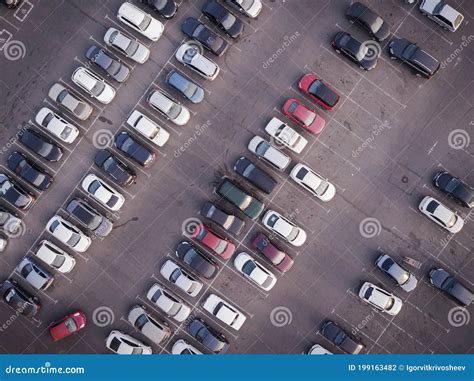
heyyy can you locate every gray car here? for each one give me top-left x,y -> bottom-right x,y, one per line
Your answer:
0,207 -> 22,236
16,257 -> 54,291
166,70 -> 204,104
85,45 -> 130,83
104,27 -> 150,64
375,254 -> 418,292
127,305 -> 171,345
48,83 -> 93,120
65,198 -> 113,237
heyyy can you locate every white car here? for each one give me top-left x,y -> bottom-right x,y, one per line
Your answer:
419,196 -> 464,233
127,305 -> 171,345
234,252 -> 277,291
146,283 -> 191,322
106,330 -> 152,355
34,240 -> 76,273
147,89 -> 190,126
226,0 -> 262,18
202,294 -> 246,330
127,110 -> 170,147
0,208 -> 22,236
419,0 -> 464,32
265,117 -> 308,154
261,210 -> 307,247
81,174 -> 125,212
16,257 -> 54,291
160,260 -> 203,297
48,83 -> 93,120
35,107 -> 80,144
359,282 -> 403,316
290,163 -> 336,202
171,339 -> 202,355
117,2 -> 164,41
46,215 -> 92,253
308,344 -> 332,355
175,42 -> 220,80
104,27 -> 150,64
248,136 -> 291,171
71,67 -> 116,104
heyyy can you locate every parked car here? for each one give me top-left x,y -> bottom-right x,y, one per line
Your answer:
7,151 -> 53,190
175,42 -> 220,80
261,210 -> 307,247
308,344 -> 333,355
166,70 -> 205,103
46,215 -> 92,253
0,207 -> 22,236
346,2 -> 390,41
104,27 -> 150,64
202,0 -> 244,39
216,179 -> 265,220
176,241 -> 219,279
66,198 -> 113,237
127,305 -> 171,345
146,283 -> 191,322
429,268 -> 473,306
0,173 -> 35,210
0,280 -> 40,317
202,293 -> 246,330
252,232 -> 294,273
114,132 -> 155,168
34,240 -> 76,273
265,117 -> 308,154
117,2 -> 164,41
48,83 -> 93,120
181,17 -> 229,56
147,89 -> 190,125
332,31 -> 379,70
200,201 -> 245,235
290,163 -> 336,202
81,174 -> 125,211
282,98 -> 326,134
190,223 -> 235,260
375,254 -> 417,292
171,339 -> 202,354
419,0 -> 464,32
388,38 -> 440,78
233,157 -> 277,194
126,110 -> 170,147
234,252 -> 277,291
85,45 -> 130,83
71,67 -> 116,104
48,311 -> 87,341
225,0 -> 262,18
247,136 -> 291,171
359,282 -> 403,315
433,171 -> 473,208
106,330 -> 152,354
19,129 -> 63,162
160,260 -> 203,297
94,149 -> 136,187
187,318 -> 229,353
298,73 -> 340,111
142,0 -> 177,19
419,196 -> 464,233
35,107 -> 80,143
16,258 -> 54,291
0,234 -> 7,252
321,321 -> 365,354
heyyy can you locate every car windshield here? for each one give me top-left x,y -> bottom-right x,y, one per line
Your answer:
124,38 -> 139,56
446,178 -> 460,192
121,137 -> 135,152
139,15 -> 152,30
91,81 -> 105,96
170,268 -> 182,283
64,318 -> 78,332
220,13 -> 235,30
168,104 -> 182,119
67,233 -> 81,247
214,240 -> 227,254
370,17 -> 384,33
384,298 -> 394,310
60,126 -> 73,140
51,254 -> 65,268
194,24 -> 205,37
108,60 -> 122,76
256,141 -> 269,155
57,89 -> 68,102
242,260 -> 256,276
184,250 -> 197,264
315,180 -> 329,196
446,214 -> 457,228
135,314 -> 148,330
20,263 -> 33,278
183,47 -> 198,63
286,227 -> 299,242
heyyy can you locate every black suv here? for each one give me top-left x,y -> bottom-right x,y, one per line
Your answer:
433,171 -> 473,208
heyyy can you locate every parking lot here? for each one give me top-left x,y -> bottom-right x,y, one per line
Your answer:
0,0 -> 472,355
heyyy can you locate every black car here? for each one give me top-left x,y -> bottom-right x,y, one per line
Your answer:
7,151 -> 53,191
0,279 -> 40,317
321,321 -> 365,354
175,241 -> 219,279
187,318 -> 229,353
114,132 -> 155,168
332,32 -> 379,71
346,2 -> 390,42
233,157 -> 277,194
202,0 -> 244,39
85,45 -> 130,83
94,150 -> 136,187
141,0 -> 177,18
19,129 -> 63,162
66,198 -> 113,237
181,17 -> 229,57
0,173 -> 35,210
388,38 -> 440,78
166,70 -> 205,104
433,171 -> 473,208
200,201 -> 245,235
429,268 -> 473,306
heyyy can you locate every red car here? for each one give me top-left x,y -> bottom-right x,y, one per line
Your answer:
282,98 -> 326,134
48,311 -> 87,341
252,232 -> 294,273
191,224 -> 235,260
298,73 -> 340,111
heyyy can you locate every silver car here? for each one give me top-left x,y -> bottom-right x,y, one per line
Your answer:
147,89 -> 190,126
48,83 -> 93,120
103,27 -> 150,64
34,240 -> 76,273
127,305 -> 171,345
0,208 -> 22,236
16,257 -> 54,291
146,283 -> 191,322
375,254 -> 417,292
